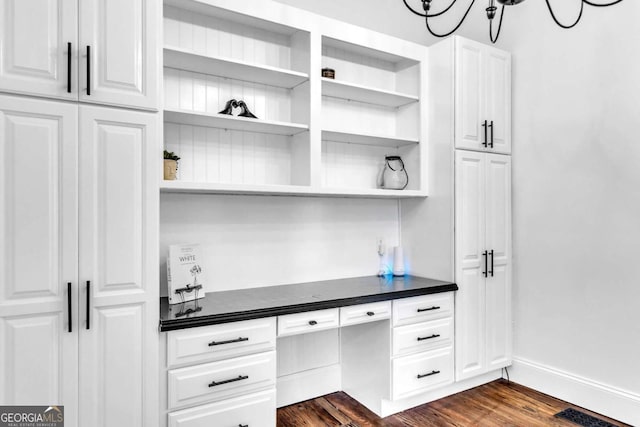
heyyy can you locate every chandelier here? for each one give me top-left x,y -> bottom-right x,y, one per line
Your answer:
403,0 -> 624,44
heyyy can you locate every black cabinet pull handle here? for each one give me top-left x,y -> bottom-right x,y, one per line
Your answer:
489,250 -> 495,277
86,281 -> 91,330
417,334 -> 440,341
366,311 -> 375,316
86,46 -> 91,96
67,282 -> 72,333
417,370 -> 440,379
239,424 -> 248,427
208,375 -> 248,388
67,42 -> 72,93
308,320 -> 317,326
483,250 -> 488,277
208,337 -> 248,347
489,120 -> 494,148
482,120 -> 488,147
417,306 -> 440,313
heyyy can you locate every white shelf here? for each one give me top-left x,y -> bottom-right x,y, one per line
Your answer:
322,78 -> 418,108
164,47 -> 309,89
164,109 -> 309,136
322,129 -> 418,148
160,181 -> 426,199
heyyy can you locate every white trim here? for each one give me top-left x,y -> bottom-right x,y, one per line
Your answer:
510,357 -> 640,426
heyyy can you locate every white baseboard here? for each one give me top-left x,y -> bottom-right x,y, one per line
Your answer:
510,357 -> 640,426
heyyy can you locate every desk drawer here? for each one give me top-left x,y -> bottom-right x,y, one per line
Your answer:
393,317 -> 453,357
168,351 -> 276,410
340,301 -> 391,327
167,318 -> 276,367
168,388 -> 276,427
392,346 -> 454,400
393,293 -> 454,326
277,308 -> 339,337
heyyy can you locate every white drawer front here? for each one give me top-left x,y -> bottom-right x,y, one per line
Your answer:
393,293 -> 454,326
167,318 -> 276,367
340,301 -> 391,327
393,317 -> 453,357
392,346 -> 454,400
168,351 -> 276,410
277,308 -> 339,337
168,388 -> 276,427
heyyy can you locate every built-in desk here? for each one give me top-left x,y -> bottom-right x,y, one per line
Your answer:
159,276 -> 458,427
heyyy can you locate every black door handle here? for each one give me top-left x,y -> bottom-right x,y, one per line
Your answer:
483,250 -> 488,277
67,42 -> 72,93
67,282 -> 72,333
482,120 -> 488,147
86,46 -> 91,96
489,250 -> 495,277
86,281 -> 91,330
489,120 -> 494,148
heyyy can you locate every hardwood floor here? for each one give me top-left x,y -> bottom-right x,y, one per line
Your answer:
277,380 -> 630,426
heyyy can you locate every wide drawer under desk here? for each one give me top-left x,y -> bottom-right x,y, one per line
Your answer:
168,350 -> 276,410
167,318 -> 276,367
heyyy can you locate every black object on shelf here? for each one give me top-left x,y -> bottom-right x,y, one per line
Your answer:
237,100 -> 258,119
219,99 -> 238,115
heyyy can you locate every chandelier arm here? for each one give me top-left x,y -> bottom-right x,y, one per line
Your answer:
489,5 -> 505,44
583,0 -> 624,6
402,0 -> 460,18
545,0 -> 584,29
425,0 -> 476,38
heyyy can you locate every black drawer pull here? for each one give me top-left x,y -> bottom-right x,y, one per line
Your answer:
417,334 -> 441,341
239,424 -> 248,427
308,320 -> 318,326
86,46 -> 91,95
417,370 -> 440,379
208,375 -> 248,388
67,42 -> 72,93
208,337 -> 248,347
86,280 -> 91,330
366,311 -> 375,316
417,306 -> 440,313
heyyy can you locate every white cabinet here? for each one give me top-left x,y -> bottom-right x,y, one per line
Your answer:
454,150 -> 511,381
0,0 -> 158,110
0,95 -> 79,425
455,37 -> 511,154
0,0 -> 77,100
79,0 -> 159,109
0,95 -> 159,427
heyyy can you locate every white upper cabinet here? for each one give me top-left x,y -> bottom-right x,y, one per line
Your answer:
0,0 -> 77,99
0,0 -> 158,110
455,38 -> 511,154
79,0 -> 159,110
0,95 -> 79,426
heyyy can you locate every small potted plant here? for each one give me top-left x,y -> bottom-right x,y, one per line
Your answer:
163,150 -> 180,180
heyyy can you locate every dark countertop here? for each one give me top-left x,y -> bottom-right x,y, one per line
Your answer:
159,275 -> 457,332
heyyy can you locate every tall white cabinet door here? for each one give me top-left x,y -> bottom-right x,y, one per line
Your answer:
79,0 -> 159,110
485,50 -> 511,154
0,0 -> 78,99
0,96 -> 79,426
455,38 -> 485,152
454,150 -> 486,381
485,154 -> 511,370
78,105 -> 158,427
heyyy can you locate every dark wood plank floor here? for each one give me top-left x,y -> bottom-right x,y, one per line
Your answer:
277,379 -> 630,426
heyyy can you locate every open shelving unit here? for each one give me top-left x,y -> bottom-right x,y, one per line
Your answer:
161,1 -> 427,198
